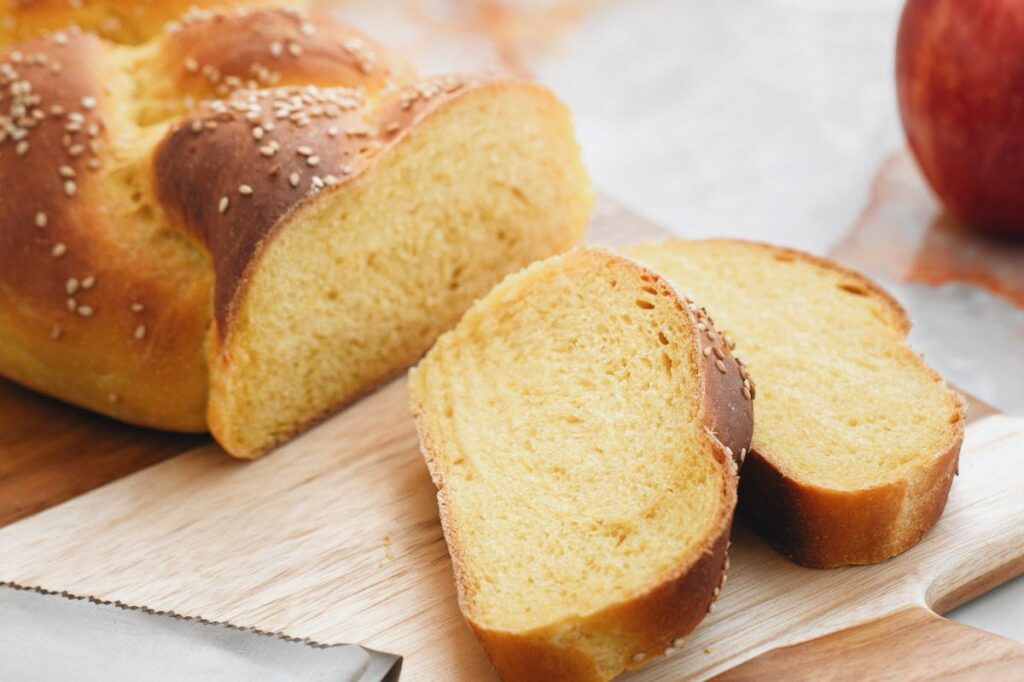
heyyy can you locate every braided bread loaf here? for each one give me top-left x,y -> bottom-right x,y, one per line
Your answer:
0,6 -> 592,457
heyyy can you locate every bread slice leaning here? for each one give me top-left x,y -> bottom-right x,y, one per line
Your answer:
409,248 -> 753,682
625,240 -> 966,568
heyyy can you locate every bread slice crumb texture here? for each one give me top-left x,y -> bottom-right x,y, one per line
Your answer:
410,249 -> 730,634
208,81 -> 590,457
625,240 -> 962,492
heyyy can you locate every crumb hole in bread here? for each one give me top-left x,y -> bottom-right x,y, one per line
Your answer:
657,331 -> 670,346
635,299 -> 655,310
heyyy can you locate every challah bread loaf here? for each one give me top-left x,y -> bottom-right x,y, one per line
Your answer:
409,249 -> 753,682
0,8 -> 591,457
0,0 -> 308,46
625,240 -> 966,568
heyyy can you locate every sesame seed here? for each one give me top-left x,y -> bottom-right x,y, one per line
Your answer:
296,146 -> 313,156
708,602 -> 716,614
742,386 -> 752,400
288,172 -> 300,187
239,184 -> 253,196
252,126 -> 264,140
50,325 -> 62,341
204,121 -> 218,130
66,298 -> 77,311
269,41 -> 283,58
218,196 -> 230,213
673,638 -> 686,648
631,653 -> 646,663
702,346 -> 712,357
713,586 -> 721,597
35,211 -> 47,228
15,140 -> 28,155
287,42 -> 302,57
52,243 -> 67,258
191,119 -> 203,134
68,144 -> 84,157
87,158 -> 101,171
713,346 -> 725,360
134,324 -> 146,340
715,359 -> 727,373
77,305 -> 93,317
259,145 -> 276,157
131,303 -> 145,313
81,96 -> 96,110
184,57 -> 199,73
81,275 -> 95,289
59,164 -> 76,178
65,278 -> 79,295
63,180 -> 77,197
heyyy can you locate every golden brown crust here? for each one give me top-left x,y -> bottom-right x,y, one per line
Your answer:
0,31 -> 210,430
738,430 -> 962,567
411,250 -> 753,681
0,0 -> 310,47
0,8 -> 422,433
147,8 -> 414,104
651,238 -> 965,568
154,74 -> 499,336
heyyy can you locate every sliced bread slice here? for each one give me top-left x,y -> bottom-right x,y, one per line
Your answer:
409,248 -> 753,682
625,240 -> 966,568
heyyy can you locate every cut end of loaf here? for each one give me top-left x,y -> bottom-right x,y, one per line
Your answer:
626,239 -> 965,567
208,80 -> 591,458
410,248 -> 742,681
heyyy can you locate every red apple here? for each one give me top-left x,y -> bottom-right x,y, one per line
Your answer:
897,0 -> 1024,237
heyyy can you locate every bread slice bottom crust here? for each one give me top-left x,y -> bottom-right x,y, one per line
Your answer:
410,249 -> 753,681
625,239 -> 966,568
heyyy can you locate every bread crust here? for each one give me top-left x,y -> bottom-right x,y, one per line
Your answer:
647,239 -> 966,568
410,249 -> 754,681
0,1 -> 310,47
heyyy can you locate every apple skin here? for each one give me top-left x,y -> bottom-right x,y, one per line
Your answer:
897,0 -> 1024,237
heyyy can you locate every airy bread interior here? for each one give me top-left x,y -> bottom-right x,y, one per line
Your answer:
410,249 -> 731,635
213,84 -> 591,457
625,240 -> 962,491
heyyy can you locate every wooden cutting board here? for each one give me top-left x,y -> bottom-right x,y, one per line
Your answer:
0,199 -> 1023,681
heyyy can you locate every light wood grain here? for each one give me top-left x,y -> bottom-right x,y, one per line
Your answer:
715,607 -> 1024,681
0,200 -> 1022,680
1,383 -> 1022,681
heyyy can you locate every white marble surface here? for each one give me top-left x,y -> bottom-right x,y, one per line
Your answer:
333,0 -> 1024,647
